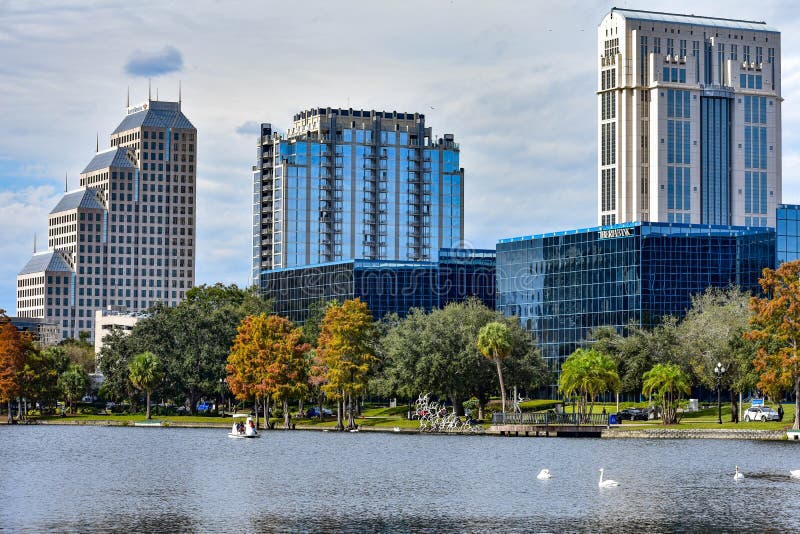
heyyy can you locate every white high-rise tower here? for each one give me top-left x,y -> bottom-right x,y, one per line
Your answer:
597,8 -> 781,227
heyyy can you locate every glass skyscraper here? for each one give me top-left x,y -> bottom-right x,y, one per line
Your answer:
252,108 -> 464,282
597,9 -> 781,227
497,222 -> 774,385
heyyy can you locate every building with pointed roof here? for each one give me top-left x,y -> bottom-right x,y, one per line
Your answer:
16,98 -> 196,342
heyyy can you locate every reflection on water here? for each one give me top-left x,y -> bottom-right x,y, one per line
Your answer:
1,426 -> 799,533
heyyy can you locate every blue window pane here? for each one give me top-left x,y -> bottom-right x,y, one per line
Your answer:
684,168 -> 691,210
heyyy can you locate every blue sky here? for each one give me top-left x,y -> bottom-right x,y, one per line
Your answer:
1,0 -> 799,314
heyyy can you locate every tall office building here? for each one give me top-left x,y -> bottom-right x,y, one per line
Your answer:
16,99 -> 197,342
252,108 -> 464,280
597,8 -> 781,227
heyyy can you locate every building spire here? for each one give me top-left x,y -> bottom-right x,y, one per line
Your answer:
148,78 -> 152,101
65,171 -> 68,192
126,86 -> 130,107
178,80 -> 182,103
33,233 -> 37,254
156,87 -> 159,100
96,132 -> 99,153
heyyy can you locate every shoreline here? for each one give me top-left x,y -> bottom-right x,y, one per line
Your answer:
3,418 -> 795,440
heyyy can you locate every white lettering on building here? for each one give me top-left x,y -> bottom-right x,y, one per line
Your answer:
599,228 -> 632,239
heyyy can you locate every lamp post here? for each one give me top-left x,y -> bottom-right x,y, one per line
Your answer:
714,362 -> 726,425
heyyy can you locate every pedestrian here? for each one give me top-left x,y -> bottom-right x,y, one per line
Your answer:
778,405 -> 784,422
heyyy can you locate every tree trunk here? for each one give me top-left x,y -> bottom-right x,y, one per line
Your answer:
347,394 -> 355,429
264,395 -> 270,429
253,396 -> 259,430
7,400 -> 12,424
494,356 -> 506,413
146,391 -> 151,420
336,395 -> 344,431
283,399 -> 291,429
477,401 -> 484,421
795,376 -> 800,431
730,391 -> 739,424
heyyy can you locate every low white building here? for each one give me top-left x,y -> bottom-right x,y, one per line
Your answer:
94,308 -> 144,368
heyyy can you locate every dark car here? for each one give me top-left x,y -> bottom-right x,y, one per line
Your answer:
615,408 -> 648,421
306,407 -> 333,417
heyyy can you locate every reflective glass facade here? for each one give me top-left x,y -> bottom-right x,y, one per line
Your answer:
700,95 -> 732,224
262,248 -> 495,324
777,204 -> 800,265
497,222 -> 774,383
253,109 -> 464,279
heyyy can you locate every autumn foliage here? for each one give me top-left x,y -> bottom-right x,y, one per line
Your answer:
747,260 -> 800,430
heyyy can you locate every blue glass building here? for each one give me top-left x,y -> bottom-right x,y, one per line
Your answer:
497,222 -> 774,383
777,204 -> 800,265
253,108 -> 464,280
262,248 -> 495,324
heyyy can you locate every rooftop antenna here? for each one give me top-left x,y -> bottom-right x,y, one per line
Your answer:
126,86 -> 130,107
33,233 -> 37,254
65,171 -> 68,192
148,78 -> 152,101
96,132 -> 99,153
156,87 -> 159,100
178,80 -> 182,103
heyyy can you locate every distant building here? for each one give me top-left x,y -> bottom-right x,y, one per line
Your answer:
16,99 -> 197,343
597,8 -> 781,227
497,222 -> 774,390
94,308 -> 143,357
7,317 -> 60,346
252,108 -> 464,280
776,204 -> 800,266
262,248 -> 495,324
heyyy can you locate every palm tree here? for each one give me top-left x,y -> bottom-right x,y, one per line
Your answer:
642,363 -> 691,425
129,352 -> 164,420
477,322 -> 512,413
559,348 -> 620,420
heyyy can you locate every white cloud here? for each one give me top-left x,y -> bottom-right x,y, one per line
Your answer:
1,0 -> 799,313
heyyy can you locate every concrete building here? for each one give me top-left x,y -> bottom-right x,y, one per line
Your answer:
8,317 -> 60,346
597,8 -> 781,227
93,308 -> 143,356
16,98 -> 196,342
252,108 -> 464,281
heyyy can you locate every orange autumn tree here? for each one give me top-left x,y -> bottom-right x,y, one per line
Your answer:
746,260 -> 800,430
0,313 -> 34,423
227,314 -> 309,429
317,299 -> 377,430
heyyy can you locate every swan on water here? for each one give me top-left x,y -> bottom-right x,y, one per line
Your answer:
598,468 -> 619,488
734,466 -> 744,480
537,469 -> 551,480
790,469 -> 800,479
393,427 -> 401,432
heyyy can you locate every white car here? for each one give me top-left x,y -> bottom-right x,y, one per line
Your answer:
743,406 -> 780,422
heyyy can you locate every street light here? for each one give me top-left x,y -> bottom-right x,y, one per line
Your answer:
714,362 -> 726,425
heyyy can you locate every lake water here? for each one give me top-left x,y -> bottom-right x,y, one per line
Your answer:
1,426 -> 799,532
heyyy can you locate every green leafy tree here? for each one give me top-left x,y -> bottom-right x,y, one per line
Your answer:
318,299 -> 377,430
746,260 -> 800,430
558,348 -> 620,419
129,352 -> 164,419
98,328 -> 138,405
642,363 -> 691,425
58,364 -> 89,414
678,286 -> 753,422
477,322 -> 512,413
126,284 -> 271,413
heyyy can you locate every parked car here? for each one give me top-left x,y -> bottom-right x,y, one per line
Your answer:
744,406 -> 780,422
197,402 -> 215,413
306,407 -> 333,417
615,408 -> 649,421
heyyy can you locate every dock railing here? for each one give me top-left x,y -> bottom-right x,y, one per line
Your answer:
491,412 -> 608,426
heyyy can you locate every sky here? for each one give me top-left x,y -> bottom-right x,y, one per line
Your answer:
1,0 -> 799,314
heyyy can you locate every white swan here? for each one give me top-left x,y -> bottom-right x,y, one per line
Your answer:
789,469 -> 800,479
598,468 -> 619,488
734,466 -> 744,480
393,427 -> 401,432
537,469 -> 551,480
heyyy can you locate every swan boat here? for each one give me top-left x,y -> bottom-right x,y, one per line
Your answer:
228,414 -> 260,439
